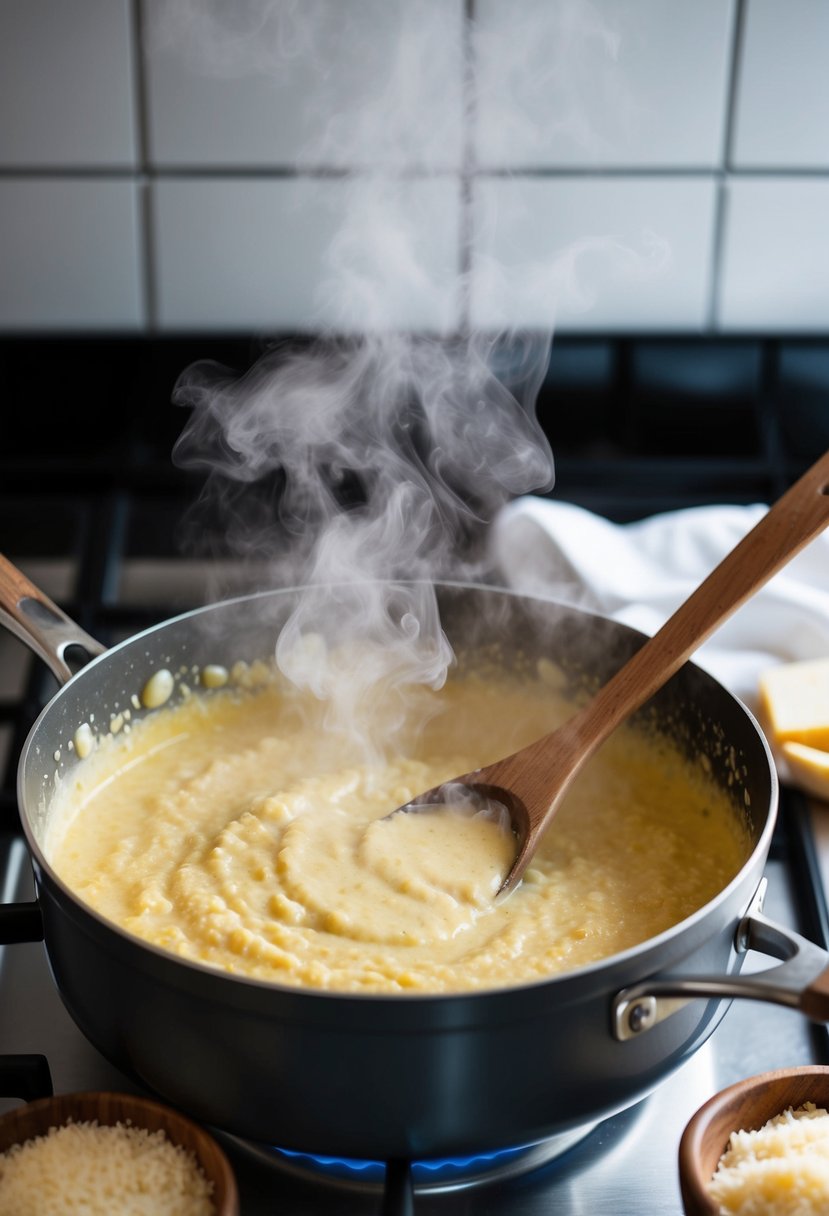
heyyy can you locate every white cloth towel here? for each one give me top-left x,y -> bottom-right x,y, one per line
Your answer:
490,496 -> 829,715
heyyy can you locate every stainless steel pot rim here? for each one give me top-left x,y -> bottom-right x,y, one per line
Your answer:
15,579 -> 779,1007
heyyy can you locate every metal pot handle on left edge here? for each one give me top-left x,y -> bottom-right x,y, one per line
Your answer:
0,552 -> 106,685
613,881 -> 829,1041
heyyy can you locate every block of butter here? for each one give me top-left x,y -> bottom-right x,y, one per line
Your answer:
780,741 -> 829,801
759,658 -> 829,799
758,657 -> 829,752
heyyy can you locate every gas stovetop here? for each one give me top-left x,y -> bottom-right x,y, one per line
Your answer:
2,334 -> 829,1213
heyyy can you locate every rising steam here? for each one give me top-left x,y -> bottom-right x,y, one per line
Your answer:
172,331 -> 554,747
155,0 -> 668,750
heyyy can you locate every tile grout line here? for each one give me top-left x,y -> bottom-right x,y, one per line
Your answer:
128,0 -> 157,333
6,165 -> 829,182
708,0 -> 747,332
722,0 -> 748,172
457,0 -> 477,336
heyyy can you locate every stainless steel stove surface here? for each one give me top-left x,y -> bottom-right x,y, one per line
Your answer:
2,335 -> 829,1213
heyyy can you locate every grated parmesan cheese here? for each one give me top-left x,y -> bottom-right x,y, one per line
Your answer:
709,1102 -> 829,1215
0,1119 -> 215,1216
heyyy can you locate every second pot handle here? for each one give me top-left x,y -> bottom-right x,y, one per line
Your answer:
0,553 -> 106,686
613,889 -> 829,1041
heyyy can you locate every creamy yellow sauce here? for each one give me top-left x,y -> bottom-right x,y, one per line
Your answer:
47,664 -> 751,994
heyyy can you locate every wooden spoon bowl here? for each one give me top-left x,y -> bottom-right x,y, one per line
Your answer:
678,1064 -> 829,1215
0,1090 -> 240,1215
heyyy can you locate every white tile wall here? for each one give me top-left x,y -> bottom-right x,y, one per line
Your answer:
153,177 -> 461,332
719,179 -> 829,332
732,0 -> 829,169
0,179 -> 142,329
0,0 -> 827,333
474,0 -> 735,169
471,177 -> 717,332
0,0 -> 136,167
144,0 -> 464,169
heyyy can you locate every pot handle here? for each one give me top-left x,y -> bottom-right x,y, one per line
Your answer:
614,894 -> 829,1041
0,553 -> 106,686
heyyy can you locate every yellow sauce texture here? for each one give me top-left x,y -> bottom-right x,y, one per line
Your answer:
47,664 -> 751,994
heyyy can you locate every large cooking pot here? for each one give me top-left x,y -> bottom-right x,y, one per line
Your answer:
2,560 -> 829,1161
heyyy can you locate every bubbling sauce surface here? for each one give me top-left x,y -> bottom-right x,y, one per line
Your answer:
47,664 -> 751,994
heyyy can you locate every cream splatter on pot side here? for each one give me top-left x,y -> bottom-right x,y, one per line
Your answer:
140,668 -> 175,709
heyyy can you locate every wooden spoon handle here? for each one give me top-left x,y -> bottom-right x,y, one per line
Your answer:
566,448 -> 829,750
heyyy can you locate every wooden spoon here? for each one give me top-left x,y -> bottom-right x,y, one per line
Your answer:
393,448 -> 829,897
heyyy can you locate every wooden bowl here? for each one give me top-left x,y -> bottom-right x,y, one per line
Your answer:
678,1065 -> 829,1215
0,1090 -> 239,1215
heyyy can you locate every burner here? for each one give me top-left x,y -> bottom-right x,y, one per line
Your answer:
224,1124 -> 598,1194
